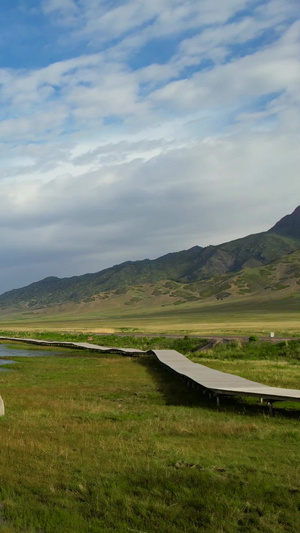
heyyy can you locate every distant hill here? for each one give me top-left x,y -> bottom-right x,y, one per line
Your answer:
0,206 -> 300,313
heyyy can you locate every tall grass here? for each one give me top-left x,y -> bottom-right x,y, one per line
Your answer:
0,330 -> 208,354
190,339 -> 300,361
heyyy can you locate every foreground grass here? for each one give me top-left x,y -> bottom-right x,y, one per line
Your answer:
0,341 -> 299,532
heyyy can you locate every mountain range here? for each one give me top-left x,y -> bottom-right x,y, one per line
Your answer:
1,206 -> 300,314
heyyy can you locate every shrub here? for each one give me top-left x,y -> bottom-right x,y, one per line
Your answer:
249,335 -> 258,342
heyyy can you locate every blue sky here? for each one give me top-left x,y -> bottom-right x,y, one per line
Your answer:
0,0 -> 299,292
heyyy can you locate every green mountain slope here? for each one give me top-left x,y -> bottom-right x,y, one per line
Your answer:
178,232 -> 300,281
1,207 -> 300,312
269,205 -> 300,240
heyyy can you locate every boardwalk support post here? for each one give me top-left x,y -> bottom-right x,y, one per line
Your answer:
267,401 -> 274,415
216,395 -> 220,407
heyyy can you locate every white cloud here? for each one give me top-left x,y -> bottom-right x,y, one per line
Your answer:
0,0 -> 299,292
0,127 -> 299,271
149,19 -> 300,130
42,0 -> 79,25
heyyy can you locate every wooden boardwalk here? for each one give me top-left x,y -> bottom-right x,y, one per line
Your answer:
0,337 -> 145,356
152,349 -> 300,406
1,337 -> 300,407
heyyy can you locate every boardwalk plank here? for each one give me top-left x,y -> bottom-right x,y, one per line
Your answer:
152,349 -> 300,403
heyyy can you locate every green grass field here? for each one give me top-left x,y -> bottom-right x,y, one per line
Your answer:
0,339 -> 299,532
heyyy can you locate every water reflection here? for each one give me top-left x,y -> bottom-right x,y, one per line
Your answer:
0,344 -> 60,358
0,358 -> 17,369
0,343 -> 60,370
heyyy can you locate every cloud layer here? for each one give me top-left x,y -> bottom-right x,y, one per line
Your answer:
0,0 -> 299,292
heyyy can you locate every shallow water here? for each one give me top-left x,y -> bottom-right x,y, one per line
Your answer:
0,343 -> 61,369
0,343 -> 60,358
0,358 -> 17,366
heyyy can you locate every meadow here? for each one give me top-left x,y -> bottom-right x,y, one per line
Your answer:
0,336 -> 299,532
1,292 -> 300,337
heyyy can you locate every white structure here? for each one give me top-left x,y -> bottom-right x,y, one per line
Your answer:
0,396 -> 4,416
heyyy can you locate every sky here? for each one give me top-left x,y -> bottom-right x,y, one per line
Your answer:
0,0 -> 299,293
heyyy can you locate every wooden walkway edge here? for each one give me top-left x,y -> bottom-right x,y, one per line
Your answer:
152,349 -> 300,407
0,336 -> 145,356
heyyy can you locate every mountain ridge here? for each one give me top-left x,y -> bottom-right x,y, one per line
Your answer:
268,205 -> 300,239
1,207 -> 300,312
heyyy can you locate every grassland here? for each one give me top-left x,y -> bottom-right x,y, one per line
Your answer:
0,338 -> 299,532
1,293 -> 300,337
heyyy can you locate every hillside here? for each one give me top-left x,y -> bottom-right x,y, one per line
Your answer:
0,207 -> 300,313
269,205 -> 300,240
